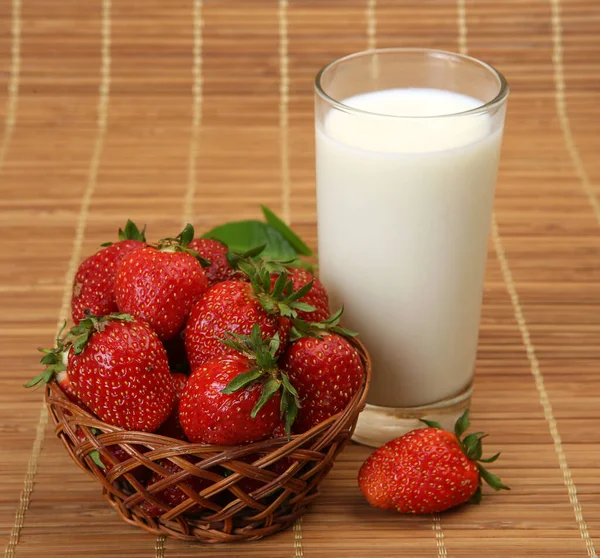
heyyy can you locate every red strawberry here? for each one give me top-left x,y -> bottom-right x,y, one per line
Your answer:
180,326 -> 300,445
71,220 -> 146,324
271,267 -> 329,322
38,314 -> 176,431
358,411 -> 509,514
141,457 -> 211,517
185,281 -> 290,369
157,373 -> 188,441
280,332 -> 363,433
180,355 -> 281,445
114,224 -> 209,341
184,254 -> 315,369
188,238 -> 245,287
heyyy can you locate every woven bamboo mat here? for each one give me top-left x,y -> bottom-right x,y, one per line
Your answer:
1,0 -> 599,556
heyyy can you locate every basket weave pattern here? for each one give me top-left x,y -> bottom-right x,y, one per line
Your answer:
45,340 -> 371,543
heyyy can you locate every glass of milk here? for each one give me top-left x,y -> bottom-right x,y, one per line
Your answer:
314,48 -> 508,447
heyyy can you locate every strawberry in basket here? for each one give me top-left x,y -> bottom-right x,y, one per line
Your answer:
71,219 -> 147,324
32,313 -> 176,432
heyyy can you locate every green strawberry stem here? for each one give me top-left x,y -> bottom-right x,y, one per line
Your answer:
100,219 -> 147,247
220,323 -> 300,436
226,249 -> 317,319
290,306 -> 359,342
156,223 -> 211,267
26,313 -> 134,389
420,410 -> 510,499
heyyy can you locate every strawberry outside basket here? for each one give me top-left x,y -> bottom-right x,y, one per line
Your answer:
45,338 -> 371,543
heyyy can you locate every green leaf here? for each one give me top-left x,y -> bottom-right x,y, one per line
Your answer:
419,418 -> 442,429
468,485 -> 482,505
72,330 -> 92,355
203,220 -> 298,261
280,372 -> 300,399
330,326 -> 359,337
240,244 -> 267,259
271,272 -> 288,300
268,334 -> 281,356
454,409 -> 471,438
261,205 -> 313,256
284,279 -> 314,303
250,323 -> 262,348
251,378 -> 281,418
477,464 -> 510,491
283,394 -> 299,437
221,369 -> 263,394
24,369 -> 54,389
462,432 -> 487,461
479,452 -> 501,464
291,302 -> 316,313
178,223 -> 195,247
118,219 -> 147,242
183,247 -> 211,267
89,450 -> 106,469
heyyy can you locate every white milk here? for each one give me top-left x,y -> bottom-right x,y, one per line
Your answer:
316,88 -> 503,408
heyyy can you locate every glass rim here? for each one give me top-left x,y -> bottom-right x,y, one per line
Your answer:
314,47 -> 509,119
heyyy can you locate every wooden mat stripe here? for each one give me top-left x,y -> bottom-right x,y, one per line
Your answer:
549,0 -> 600,226
459,2 -> 596,557
0,0 -> 20,172
0,0 -> 598,557
4,0 -> 112,555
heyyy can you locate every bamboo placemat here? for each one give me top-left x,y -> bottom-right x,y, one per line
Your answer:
1,0 -> 599,556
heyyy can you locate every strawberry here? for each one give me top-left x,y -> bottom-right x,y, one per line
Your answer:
141,457 -> 212,517
188,237 -> 245,287
271,267 -> 330,322
184,252 -> 314,369
280,311 -> 363,433
180,326 -> 300,444
358,410 -> 509,514
71,219 -> 146,324
157,372 -> 188,441
114,224 -> 209,341
37,313 -> 176,432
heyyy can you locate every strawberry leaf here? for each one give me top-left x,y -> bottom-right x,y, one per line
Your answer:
419,418 -> 443,429
89,450 -> 106,469
118,219 -> 147,242
479,452 -> 501,464
222,369 -> 263,394
24,369 -> 54,389
204,221 -> 297,261
468,485 -> 483,505
271,272 -> 289,299
291,302 -> 316,313
282,391 -> 299,437
251,378 -> 281,418
284,279 -> 314,303
462,432 -> 487,461
454,409 -> 470,438
268,334 -> 281,356
261,205 -> 313,256
280,372 -> 300,399
178,223 -> 195,247
477,464 -> 510,491
330,325 -> 359,337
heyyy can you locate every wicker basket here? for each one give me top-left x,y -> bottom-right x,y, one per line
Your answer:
45,339 -> 371,543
